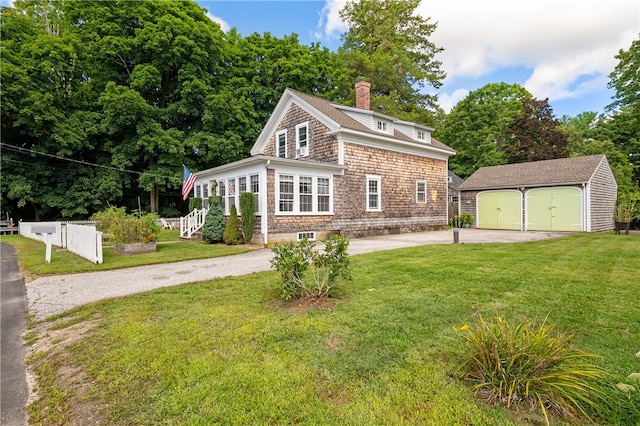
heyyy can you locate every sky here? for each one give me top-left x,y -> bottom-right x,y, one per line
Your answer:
200,0 -> 639,118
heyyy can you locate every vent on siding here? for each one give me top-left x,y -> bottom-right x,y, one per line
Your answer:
297,231 -> 316,241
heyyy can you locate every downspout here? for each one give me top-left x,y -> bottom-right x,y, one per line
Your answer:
262,160 -> 271,245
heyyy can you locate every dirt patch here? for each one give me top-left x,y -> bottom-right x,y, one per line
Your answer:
270,296 -> 338,314
25,315 -> 106,425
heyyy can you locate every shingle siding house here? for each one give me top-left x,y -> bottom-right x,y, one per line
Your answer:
190,82 -> 455,243
457,154 -> 617,232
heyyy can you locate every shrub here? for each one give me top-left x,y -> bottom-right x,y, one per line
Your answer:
91,206 -> 159,244
201,196 -> 226,243
454,314 -> 604,425
240,192 -> 256,243
223,205 -> 244,245
189,197 -> 202,212
270,235 -> 351,300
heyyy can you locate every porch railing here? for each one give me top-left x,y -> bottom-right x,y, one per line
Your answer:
180,208 -> 208,238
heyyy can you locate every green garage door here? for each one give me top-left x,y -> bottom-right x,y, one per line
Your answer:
526,187 -> 582,231
477,191 -> 522,230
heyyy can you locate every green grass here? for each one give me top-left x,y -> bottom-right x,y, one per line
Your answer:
22,233 -> 640,424
0,229 -> 251,276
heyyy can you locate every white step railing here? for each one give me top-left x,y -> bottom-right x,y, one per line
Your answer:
180,208 -> 208,238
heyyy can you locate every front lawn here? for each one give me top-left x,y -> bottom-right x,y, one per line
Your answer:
25,233 -> 640,424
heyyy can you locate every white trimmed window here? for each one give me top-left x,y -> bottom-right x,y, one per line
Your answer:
317,178 -> 330,212
276,174 -> 333,215
366,175 -> 381,212
416,181 -> 427,203
417,130 -> 426,141
299,176 -> 313,212
218,180 -> 226,211
250,174 -> 260,213
279,175 -> 294,212
276,130 -> 287,158
296,122 -> 309,157
376,120 -> 388,132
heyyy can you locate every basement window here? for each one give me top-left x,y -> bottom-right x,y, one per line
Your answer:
297,231 -> 316,241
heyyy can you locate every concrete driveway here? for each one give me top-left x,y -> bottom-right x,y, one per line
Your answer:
26,229 -> 565,321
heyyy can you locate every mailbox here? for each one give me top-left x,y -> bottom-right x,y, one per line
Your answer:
32,225 -> 57,263
32,225 -> 57,234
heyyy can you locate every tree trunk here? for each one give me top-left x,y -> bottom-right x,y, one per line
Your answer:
150,184 -> 159,213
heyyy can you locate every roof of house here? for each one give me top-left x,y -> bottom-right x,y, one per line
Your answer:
448,171 -> 464,190
281,89 -> 455,154
457,154 -> 608,191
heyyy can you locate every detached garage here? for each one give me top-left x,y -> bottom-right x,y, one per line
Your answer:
457,154 -> 617,232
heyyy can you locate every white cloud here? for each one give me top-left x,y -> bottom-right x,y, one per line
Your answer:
205,11 -> 230,33
418,0 -> 639,101
438,88 -> 470,112
316,0 -> 348,40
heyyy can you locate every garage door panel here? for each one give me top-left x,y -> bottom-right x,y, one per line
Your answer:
477,191 -> 521,230
527,188 -> 582,231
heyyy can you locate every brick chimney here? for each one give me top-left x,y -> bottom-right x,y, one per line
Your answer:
355,81 -> 371,110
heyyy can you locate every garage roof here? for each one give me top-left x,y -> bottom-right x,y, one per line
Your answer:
458,154 -> 606,190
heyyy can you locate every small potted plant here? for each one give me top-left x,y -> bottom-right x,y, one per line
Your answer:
460,212 -> 474,228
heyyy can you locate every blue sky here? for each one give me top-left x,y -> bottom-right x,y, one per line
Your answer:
200,0 -> 639,119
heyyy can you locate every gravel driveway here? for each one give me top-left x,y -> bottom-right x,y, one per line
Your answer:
26,229 -> 566,320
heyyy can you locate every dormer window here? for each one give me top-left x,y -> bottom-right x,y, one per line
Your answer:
377,120 -> 388,132
417,130 -> 426,141
296,122 -> 309,157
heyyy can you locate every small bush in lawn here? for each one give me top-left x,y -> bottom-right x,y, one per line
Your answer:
201,196 -> 226,243
239,192 -> 256,243
270,235 -> 351,300
223,205 -> 244,245
454,314 -> 605,425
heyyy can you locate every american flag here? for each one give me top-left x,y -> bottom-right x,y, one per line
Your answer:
182,165 -> 197,200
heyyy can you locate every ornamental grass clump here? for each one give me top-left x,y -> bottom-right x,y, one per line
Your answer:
455,314 -> 605,425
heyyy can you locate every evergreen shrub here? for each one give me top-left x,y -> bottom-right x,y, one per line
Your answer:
223,205 -> 244,245
201,196 -> 225,243
239,192 -> 256,243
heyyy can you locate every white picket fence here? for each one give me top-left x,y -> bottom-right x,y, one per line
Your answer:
19,221 -> 103,264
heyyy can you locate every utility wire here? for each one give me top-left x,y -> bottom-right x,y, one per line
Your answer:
0,142 -> 177,180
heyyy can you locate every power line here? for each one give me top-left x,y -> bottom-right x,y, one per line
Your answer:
0,143 -> 176,180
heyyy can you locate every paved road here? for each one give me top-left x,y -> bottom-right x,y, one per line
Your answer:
25,229 -> 565,321
1,243 -> 28,426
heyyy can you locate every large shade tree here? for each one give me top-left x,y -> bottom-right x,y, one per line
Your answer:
434,83 -> 531,178
1,3 -> 122,220
64,0 -> 230,213
335,0 -> 445,125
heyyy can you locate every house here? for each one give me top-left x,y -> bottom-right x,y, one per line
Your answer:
457,154 -> 617,232
187,82 -> 455,243
447,171 -> 464,219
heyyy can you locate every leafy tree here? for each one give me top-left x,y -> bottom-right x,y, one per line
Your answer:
562,112 -> 634,193
64,0 -> 230,213
0,4 -> 121,220
503,98 -> 569,164
607,34 -> 640,186
435,83 -> 532,177
201,196 -> 225,243
223,204 -> 244,245
335,0 -> 445,124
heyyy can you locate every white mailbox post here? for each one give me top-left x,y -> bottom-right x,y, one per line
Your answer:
32,225 -> 57,263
